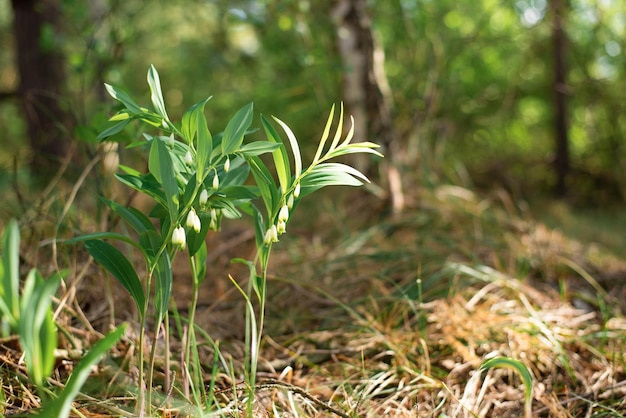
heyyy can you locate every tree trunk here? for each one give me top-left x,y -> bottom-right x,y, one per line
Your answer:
11,0 -> 71,172
332,0 -> 404,213
551,0 -> 569,197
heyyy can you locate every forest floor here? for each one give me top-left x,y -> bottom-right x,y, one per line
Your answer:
2,180 -> 626,417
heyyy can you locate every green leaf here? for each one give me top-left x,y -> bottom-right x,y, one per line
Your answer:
313,103 -> 336,163
261,115 -> 290,193
324,142 -> 383,160
247,156 -> 278,217
0,219 -> 20,327
272,116 -> 302,179
100,198 -> 155,235
181,97 -> 211,144
147,65 -> 169,122
480,357 -> 534,404
40,324 -> 126,418
140,231 -> 172,322
238,141 -> 281,157
115,172 -> 167,208
193,241 -> 208,285
186,212 -> 211,257
222,103 -> 253,155
196,111 -> 213,183
97,118 -> 130,141
300,163 -> 369,196
18,270 -> 59,388
149,137 -> 179,221
328,102 -> 345,151
65,232 -> 141,250
85,240 -> 145,317
104,83 -> 143,115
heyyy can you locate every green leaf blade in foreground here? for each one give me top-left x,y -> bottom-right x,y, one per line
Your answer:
149,137 -> 179,221
0,219 -> 20,326
147,65 -> 169,122
222,102 -> 253,155
40,324 -> 126,418
84,240 -> 145,317
18,269 -> 60,388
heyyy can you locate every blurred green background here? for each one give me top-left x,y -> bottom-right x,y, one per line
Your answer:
1,0 -> 625,205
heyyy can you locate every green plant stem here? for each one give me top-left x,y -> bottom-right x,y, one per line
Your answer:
137,313 -> 146,416
186,254 -> 202,407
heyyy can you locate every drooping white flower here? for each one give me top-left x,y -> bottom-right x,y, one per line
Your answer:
172,226 -> 186,249
263,224 -> 279,245
184,151 -> 194,166
186,208 -> 201,233
224,157 -> 231,172
212,172 -> 219,189
278,204 -> 289,223
293,182 -> 301,198
287,193 -> 294,210
199,189 -> 209,206
277,220 -> 286,235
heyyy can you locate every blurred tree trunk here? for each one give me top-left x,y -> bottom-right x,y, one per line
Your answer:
11,0 -> 72,172
551,0 -> 569,197
332,0 -> 405,214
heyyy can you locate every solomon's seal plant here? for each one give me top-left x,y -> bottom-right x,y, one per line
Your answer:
69,65 -> 382,415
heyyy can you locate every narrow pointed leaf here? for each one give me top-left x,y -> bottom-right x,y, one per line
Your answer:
247,156 -> 278,217
100,198 -> 155,234
196,111 -> 213,183
97,119 -> 130,140
273,116 -> 302,179
261,115 -> 290,193
328,102 -> 344,151
149,137 -> 179,221
313,104 -> 335,163
222,103 -> 253,155
181,97 -> 211,143
238,141 -> 281,157
147,65 -> 169,121
40,324 -> 126,418
104,84 -> 143,114
85,240 -> 145,316
1,219 -> 20,325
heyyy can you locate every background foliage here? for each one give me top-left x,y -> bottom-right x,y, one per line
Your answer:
1,0 -> 626,205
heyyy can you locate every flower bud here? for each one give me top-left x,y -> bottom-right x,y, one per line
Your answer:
224,157 -> 231,172
184,151 -> 194,166
294,182 -> 301,198
212,172 -> 219,190
263,224 -> 279,245
168,133 -> 175,148
287,194 -> 294,210
277,220 -> 286,235
199,189 -> 209,206
278,204 -> 289,223
162,120 -> 168,129
172,226 -> 186,249
186,208 -> 201,233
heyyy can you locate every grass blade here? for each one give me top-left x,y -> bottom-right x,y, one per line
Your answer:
39,324 -> 127,418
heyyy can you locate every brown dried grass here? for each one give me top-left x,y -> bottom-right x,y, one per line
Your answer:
2,176 -> 625,417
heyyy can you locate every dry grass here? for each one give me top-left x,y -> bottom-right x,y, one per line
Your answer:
2,172 -> 626,417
